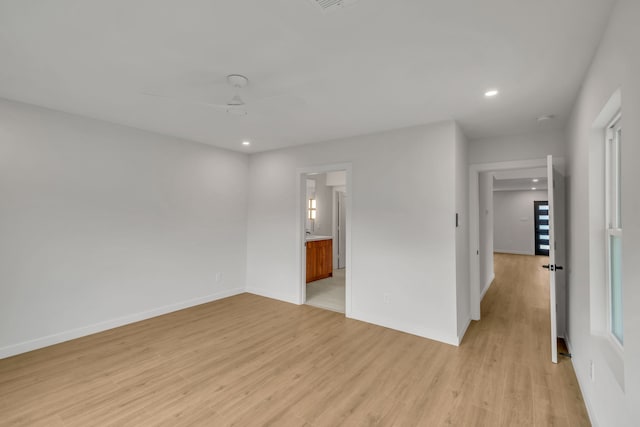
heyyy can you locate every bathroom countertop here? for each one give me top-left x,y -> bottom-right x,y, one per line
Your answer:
305,235 -> 332,242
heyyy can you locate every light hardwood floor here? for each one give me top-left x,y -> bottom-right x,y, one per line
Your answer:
0,253 -> 589,426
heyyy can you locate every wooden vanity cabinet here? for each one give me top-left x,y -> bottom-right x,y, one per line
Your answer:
306,239 -> 333,283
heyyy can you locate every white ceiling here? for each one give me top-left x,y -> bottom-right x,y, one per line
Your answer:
0,0 -> 614,152
493,178 -> 548,192
493,167 -> 548,191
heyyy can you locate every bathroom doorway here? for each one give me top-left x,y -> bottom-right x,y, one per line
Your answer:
299,165 -> 351,315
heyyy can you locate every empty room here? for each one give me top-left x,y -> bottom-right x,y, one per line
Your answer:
1,1 -> 638,426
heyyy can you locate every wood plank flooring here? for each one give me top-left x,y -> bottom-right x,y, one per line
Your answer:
0,253 -> 589,426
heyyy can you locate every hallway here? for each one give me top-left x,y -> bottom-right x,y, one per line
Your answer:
460,252 -> 589,425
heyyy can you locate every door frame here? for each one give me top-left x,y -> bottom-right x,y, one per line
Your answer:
333,188 -> 347,269
297,163 -> 352,317
468,158 -> 548,320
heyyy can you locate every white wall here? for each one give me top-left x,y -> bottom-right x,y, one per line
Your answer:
326,170 -> 346,187
305,178 -> 315,233
493,190 -> 548,255
0,99 -> 249,358
311,173 -> 332,237
478,172 -> 494,297
454,124 -> 470,340
469,129 -> 565,165
246,121 -> 463,345
565,1 -> 640,425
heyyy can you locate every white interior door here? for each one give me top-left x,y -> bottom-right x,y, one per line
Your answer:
545,155 -> 566,364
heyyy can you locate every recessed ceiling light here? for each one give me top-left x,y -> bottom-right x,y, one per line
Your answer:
532,187 -> 537,190
484,89 -> 499,98
532,178 -> 539,183
242,141 -> 251,146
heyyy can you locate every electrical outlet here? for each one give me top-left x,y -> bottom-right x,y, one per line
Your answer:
216,272 -> 222,282
589,360 -> 595,382
383,293 -> 390,304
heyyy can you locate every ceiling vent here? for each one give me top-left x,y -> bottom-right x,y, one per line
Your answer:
309,0 -> 360,14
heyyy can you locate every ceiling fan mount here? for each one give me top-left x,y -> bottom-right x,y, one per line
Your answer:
225,74 -> 249,107
226,74 -> 249,89
141,72 -> 303,116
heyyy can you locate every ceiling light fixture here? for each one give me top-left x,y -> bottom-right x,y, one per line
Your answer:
242,141 -> 251,146
484,89 -> 499,98
225,75 -> 249,115
532,187 -> 537,190
532,178 -> 539,183
537,114 -> 556,122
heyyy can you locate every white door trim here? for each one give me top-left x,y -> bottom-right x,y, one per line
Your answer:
468,158 -> 547,320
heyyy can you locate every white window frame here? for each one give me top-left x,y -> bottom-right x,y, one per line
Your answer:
604,112 -> 623,350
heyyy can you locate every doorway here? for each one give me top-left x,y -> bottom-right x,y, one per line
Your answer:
469,158 -> 566,363
298,165 -> 351,315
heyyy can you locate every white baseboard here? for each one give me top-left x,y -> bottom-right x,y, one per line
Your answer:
349,311 -> 459,347
493,250 -> 534,256
480,272 -> 495,301
457,317 -> 472,345
0,287 -> 244,359
245,287 -> 299,305
565,337 -> 597,427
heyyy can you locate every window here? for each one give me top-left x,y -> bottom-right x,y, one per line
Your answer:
587,91 -> 624,388
534,201 -> 550,256
605,113 -> 623,346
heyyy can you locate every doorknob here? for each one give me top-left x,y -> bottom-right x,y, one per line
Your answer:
555,265 -> 563,270
542,264 -> 550,269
